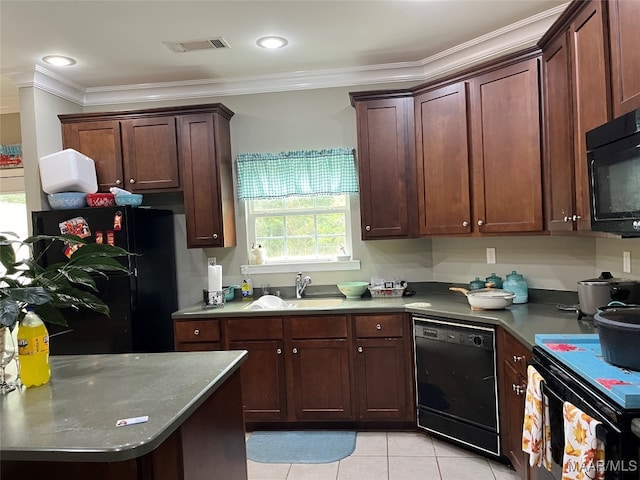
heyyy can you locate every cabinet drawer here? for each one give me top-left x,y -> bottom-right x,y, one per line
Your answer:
355,314 -> 404,338
226,317 -> 283,340
500,328 -> 530,378
287,316 -> 348,339
174,319 -> 221,343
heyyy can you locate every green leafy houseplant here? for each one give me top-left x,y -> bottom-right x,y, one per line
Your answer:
0,231 -> 131,329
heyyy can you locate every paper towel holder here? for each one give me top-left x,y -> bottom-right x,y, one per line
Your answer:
202,289 -> 225,309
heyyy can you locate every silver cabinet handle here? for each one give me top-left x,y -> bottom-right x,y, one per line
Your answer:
376,323 -> 382,330
513,384 -> 525,395
276,348 -> 282,355
357,346 -> 363,353
564,216 -> 570,222
193,329 -> 200,336
292,348 -> 298,354
365,225 -> 371,232
213,233 -> 218,239
477,220 -> 484,226
572,214 -> 582,221
462,221 -> 469,227
116,179 -> 122,185
513,355 -> 524,363
129,178 -> 136,184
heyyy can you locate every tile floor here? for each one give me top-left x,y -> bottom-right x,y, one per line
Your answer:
246,431 -> 521,480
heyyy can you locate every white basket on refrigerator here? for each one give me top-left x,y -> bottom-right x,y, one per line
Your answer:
39,148 -> 98,194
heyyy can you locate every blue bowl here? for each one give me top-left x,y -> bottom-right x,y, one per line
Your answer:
47,192 -> 87,210
115,193 -> 143,206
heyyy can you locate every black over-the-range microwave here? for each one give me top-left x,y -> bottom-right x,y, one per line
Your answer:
586,107 -> 640,237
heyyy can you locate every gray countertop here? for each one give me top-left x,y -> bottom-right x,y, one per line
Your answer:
173,292 -> 595,348
0,350 -> 247,463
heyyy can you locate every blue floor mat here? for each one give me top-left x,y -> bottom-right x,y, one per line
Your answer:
246,430 -> 357,464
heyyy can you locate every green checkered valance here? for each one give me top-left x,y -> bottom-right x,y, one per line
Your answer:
236,148 -> 358,200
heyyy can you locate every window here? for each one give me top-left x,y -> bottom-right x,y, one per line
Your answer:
236,148 -> 358,268
246,194 -> 351,262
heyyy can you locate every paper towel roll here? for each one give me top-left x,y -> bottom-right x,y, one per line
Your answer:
208,264 -> 222,292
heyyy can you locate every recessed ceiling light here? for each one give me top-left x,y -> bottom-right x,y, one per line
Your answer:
256,36 -> 288,49
42,55 -> 76,67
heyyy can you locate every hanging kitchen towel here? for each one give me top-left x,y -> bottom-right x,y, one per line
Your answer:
562,401 -> 605,480
522,365 -> 552,470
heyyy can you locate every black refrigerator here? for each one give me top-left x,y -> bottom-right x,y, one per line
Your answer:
31,206 -> 178,354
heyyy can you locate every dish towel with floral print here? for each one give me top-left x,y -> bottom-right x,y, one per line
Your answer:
522,365 -> 552,470
562,401 -> 605,480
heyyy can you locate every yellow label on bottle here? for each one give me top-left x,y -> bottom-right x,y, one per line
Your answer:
17,335 -> 50,356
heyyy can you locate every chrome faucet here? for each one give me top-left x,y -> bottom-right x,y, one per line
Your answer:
295,272 -> 312,299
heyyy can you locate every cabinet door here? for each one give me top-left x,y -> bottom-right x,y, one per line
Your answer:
354,96 -> 415,239
229,339 -> 287,422
608,0 -> 640,117
501,362 -> 528,478
498,328 -> 530,479
355,338 -> 410,421
179,113 -> 236,248
415,82 -> 472,235
469,57 -> 543,233
288,338 -> 352,421
120,117 -> 180,191
61,120 -> 123,192
542,32 -> 578,233
570,0 -> 610,231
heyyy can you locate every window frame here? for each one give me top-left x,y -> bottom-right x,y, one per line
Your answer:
243,194 -> 360,273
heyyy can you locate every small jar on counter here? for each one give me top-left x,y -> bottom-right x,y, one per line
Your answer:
485,273 -> 503,289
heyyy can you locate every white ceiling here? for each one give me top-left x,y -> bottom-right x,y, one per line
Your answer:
0,0 -> 567,112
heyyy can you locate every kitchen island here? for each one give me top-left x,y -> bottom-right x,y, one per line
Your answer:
0,350 -> 248,480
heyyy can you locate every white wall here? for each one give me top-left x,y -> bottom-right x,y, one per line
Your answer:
17,86 -> 640,309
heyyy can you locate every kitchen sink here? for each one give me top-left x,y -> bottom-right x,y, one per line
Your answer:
243,295 -> 344,310
287,298 -> 344,309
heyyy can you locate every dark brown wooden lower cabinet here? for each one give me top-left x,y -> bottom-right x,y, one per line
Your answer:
175,313 -> 416,427
498,328 -> 531,480
229,339 -> 287,422
355,337 -> 411,420
288,338 -> 353,421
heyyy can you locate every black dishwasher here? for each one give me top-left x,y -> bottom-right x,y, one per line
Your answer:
413,315 -> 500,457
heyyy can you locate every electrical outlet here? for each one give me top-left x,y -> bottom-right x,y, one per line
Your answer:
486,247 -> 496,265
623,251 -> 631,273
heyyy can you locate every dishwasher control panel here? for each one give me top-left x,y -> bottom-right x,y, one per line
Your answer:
413,316 -> 494,351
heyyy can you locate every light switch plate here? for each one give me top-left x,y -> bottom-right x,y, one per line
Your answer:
623,251 -> 631,273
486,247 -> 496,265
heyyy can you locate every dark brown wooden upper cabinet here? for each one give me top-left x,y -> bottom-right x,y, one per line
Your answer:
179,110 -> 236,248
60,104 -> 236,248
350,93 -> 417,240
414,82 -> 472,235
61,114 -> 181,193
608,0 -> 640,117
542,32 -> 577,233
468,57 -> 544,234
539,0 -> 611,234
120,117 -> 180,191
60,120 -> 124,192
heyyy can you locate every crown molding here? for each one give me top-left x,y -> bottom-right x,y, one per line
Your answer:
1,3 -> 567,108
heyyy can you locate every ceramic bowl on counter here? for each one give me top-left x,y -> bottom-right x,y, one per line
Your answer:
115,193 -> 143,206
47,192 -> 87,210
86,193 -> 115,208
337,281 -> 369,299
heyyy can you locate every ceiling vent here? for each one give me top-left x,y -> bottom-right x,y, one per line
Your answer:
162,37 -> 230,53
